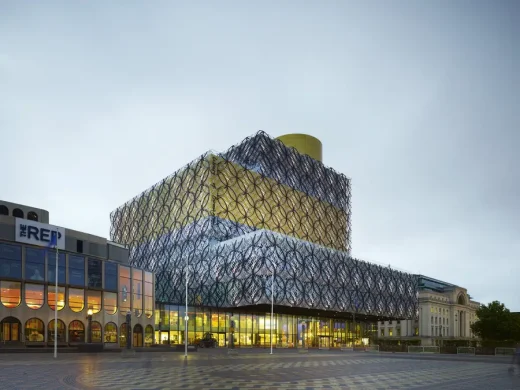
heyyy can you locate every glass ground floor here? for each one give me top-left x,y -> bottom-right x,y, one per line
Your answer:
155,304 -> 378,348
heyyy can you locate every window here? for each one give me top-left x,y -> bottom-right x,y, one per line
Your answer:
144,271 -> 153,318
87,290 -> 101,313
12,208 -> 24,218
145,325 -> 154,346
389,328 -> 393,337
105,262 -> 118,291
25,318 -> 45,342
76,240 -> 83,253
69,255 -> 85,286
396,328 -> 401,336
0,281 -> 21,308
47,251 -> 66,284
132,268 -> 142,317
104,291 -> 117,315
414,327 -> 419,336
119,266 -> 130,315
0,243 -> 22,279
25,247 -> 45,281
27,211 -> 38,221
48,319 -> 66,342
91,321 -> 102,343
25,284 -> 44,309
87,258 -> 102,288
48,286 -> 65,311
69,320 -> 85,342
69,288 -> 84,312
120,323 -> 128,347
104,322 -> 117,343
380,328 -> 384,336
0,205 -> 8,215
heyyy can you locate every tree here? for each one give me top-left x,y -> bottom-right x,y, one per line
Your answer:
471,301 -> 520,344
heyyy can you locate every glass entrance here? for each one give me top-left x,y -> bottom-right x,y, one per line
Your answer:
319,336 -> 331,349
217,332 -> 226,347
1,317 -> 20,342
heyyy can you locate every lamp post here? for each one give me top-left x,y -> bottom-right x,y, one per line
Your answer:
86,308 -> 93,344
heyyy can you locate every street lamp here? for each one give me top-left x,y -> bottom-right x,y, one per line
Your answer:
86,308 -> 93,343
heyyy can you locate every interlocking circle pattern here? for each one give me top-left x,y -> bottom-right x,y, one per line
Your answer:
110,131 -> 418,319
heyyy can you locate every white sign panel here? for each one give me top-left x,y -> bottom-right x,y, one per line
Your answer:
15,218 -> 66,250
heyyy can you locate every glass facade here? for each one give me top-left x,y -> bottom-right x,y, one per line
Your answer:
154,304 -> 370,348
69,255 -> 85,286
0,243 -> 21,279
25,248 -> 45,281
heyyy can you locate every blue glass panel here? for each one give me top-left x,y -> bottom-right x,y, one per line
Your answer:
88,258 -> 102,288
48,251 -> 66,284
105,262 -> 118,291
25,247 -> 45,281
0,243 -> 22,278
69,255 -> 85,286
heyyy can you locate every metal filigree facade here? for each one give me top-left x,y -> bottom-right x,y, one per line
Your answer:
110,131 -> 418,319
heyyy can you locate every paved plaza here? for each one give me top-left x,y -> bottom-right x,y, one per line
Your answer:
0,350 -> 518,390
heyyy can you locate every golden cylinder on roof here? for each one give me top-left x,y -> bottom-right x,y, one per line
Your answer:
276,133 -> 323,162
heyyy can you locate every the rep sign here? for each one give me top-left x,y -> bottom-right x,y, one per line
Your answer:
15,218 -> 66,250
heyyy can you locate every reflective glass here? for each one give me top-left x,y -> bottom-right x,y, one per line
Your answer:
69,255 -> 85,286
25,283 -> 44,309
25,247 -> 45,281
87,258 -> 102,288
0,281 -> 21,308
0,243 -> 22,279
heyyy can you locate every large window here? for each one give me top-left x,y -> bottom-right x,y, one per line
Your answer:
0,243 -> 22,279
25,247 -> 45,281
69,320 -> 85,343
87,258 -> 102,288
87,290 -> 101,313
47,251 -> 66,284
120,323 -> 128,347
0,281 -> 21,308
48,286 -> 65,311
25,318 -> 44,342
91,321 -> 102,343
105,262 -> 118,291
104,322 -> 117,343
69,288 -> 84,312
144,271 -> 153,319
132,268 -> 142,317
25,284 -> 44,309
119,266 -> 130,315
69,255 -> 85,286
104,291 -> 117,315
48,319 -> 65,342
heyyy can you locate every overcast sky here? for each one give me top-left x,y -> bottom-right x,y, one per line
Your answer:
1,1 -> 518,310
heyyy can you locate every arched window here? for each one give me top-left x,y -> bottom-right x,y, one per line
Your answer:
25,284 -> 44,309
68,288 -> 84,312
1,281 -> 21,308
69,320 -> 85,343
104,292 -> 117,315
457,294 -> 466,305
119,323 -> 128,347
25,318 -> 44,342
104,322 -> 117,343
145,325 -> 154,346
87,290 -> 101,314
12,208 -> 24,218
27,211 -> 38,221
47,286 -> 65,311
133,324 -> 143,347
1,316 -> 21,342
91,321 -> 102,343
48,319 -> 65,342
0,205 -> 8,216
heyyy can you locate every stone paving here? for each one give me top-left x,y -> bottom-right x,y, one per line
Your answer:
0,350 -> 518,389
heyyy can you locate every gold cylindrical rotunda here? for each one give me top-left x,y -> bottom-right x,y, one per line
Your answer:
276,133 -> 323,162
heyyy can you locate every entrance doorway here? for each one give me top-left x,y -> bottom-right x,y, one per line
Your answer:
1,317 -> 21,342
133,324 -> 143,347
319,336 -> 331,350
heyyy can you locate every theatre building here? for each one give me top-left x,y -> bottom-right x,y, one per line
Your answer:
110,131 -> 419,348
0,200 -> 155,348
